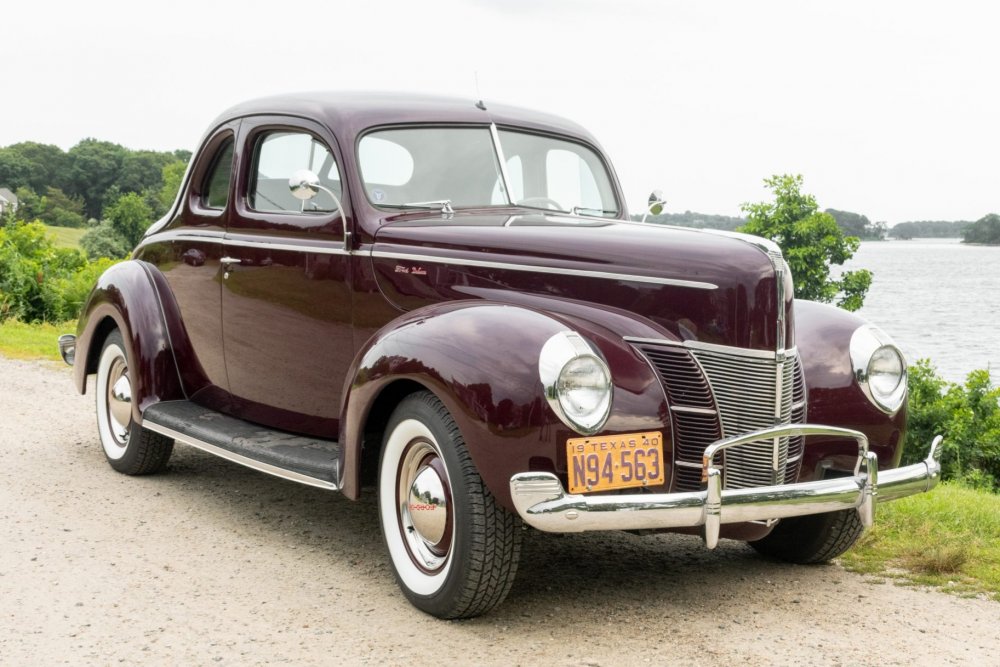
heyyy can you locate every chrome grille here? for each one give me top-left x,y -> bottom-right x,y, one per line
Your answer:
634,342 -> 806,491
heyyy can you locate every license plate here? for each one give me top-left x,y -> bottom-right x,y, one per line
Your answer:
566,431 -> 665,494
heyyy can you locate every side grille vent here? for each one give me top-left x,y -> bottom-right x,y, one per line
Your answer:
634,342 -> 807,491
634,345 -> 722,490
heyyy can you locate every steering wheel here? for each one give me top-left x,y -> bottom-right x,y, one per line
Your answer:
516,196 -> 564,211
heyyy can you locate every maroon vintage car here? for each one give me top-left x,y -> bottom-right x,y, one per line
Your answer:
59,92 -> 941,619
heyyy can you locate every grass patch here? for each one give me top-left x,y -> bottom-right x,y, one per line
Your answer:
0,319 -> 71,362
45,225 -> 87,249
841,483 -> 1000,599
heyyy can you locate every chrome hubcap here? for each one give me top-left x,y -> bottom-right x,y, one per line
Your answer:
106,358 -> 131,445
398,440 -> 452,571
408,465 -> 449,546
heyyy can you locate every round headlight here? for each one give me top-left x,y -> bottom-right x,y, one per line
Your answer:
557,355 -> 612,427
850,326 -> 907,413
869,346 -> 904,397
539,332 -> 613,435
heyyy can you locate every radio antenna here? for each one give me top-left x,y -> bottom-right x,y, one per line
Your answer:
474,71 -> 486,110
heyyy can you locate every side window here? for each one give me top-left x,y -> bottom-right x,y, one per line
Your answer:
251,131 -> 342,214
203,139 -> 234,209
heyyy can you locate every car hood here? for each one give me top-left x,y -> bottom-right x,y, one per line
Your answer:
370,211 -> 792,351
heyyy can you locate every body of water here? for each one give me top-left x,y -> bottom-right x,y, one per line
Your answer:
839,238 -> 998,385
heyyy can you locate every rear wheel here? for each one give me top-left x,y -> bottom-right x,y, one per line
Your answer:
749,509 -> 865,564
378,391 -> 521,619
95,329 -> 174,475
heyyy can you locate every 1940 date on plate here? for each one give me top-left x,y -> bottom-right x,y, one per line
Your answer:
566,431 -> 665,494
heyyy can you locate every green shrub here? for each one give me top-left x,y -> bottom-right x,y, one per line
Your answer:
904,360 -> 1000,491
80,220 -> 130,260
0,218 -> 116,323
44,257 -> 117,321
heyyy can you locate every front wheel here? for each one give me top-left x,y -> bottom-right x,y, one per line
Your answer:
95,329 -> 174,475
748,509 -> 865,564
378,392 -> 521,619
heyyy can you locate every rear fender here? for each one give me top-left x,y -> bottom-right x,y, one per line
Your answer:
73,260 -> 186,424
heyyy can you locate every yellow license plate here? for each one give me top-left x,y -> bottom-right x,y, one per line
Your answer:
566,431 -> 665,494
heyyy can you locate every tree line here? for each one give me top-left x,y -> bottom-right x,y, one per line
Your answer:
634,207 -> 888,240
890,220 -> 970,239
0,139 -> 189,259
636,205 -> 999,243
961,214 -> 1000,244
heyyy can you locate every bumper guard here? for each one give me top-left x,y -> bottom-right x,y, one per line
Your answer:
509,425 -> 942,549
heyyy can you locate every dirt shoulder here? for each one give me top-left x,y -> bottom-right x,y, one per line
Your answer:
1,357 -> 997,666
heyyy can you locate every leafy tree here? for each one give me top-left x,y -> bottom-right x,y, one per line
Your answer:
12,186 -> 43,221
80,221 -> 131,260
825,208 -> 887,240
1,142 -> 71,192
66,139 -> 128,218
962,213 -> 1000,245
20,186 -> 87,228
118,150 -> 174,195
158,159 -> 187,212
739,174 -> 871,311
0,148 -> 33,190
105,192 -> 153,247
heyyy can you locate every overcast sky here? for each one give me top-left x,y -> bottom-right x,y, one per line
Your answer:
2,0 -> 997,224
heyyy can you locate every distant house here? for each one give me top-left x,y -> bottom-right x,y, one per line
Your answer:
0,187 -> 18,214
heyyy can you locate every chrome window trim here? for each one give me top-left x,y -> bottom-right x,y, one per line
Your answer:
371,251 -> 718,290
137,230 -> 351,256
489,123 -> 514,206
222,236 -> 350,256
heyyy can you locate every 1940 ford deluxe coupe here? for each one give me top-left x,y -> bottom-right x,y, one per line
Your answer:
59,92 -> 942,619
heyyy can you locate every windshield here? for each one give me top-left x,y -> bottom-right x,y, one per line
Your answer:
358,126 -> 619,216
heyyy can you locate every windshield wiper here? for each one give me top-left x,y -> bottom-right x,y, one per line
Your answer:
387,199 -> 454,214
572,206 -> 618,216
514,203 -> 573,215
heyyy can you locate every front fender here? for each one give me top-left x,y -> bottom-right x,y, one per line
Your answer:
339,300 -> 670,508
795,299 -> 907,479
73,260 -> 186,424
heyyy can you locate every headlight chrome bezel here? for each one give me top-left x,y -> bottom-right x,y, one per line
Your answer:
849,325 -> 907,414
539,331 -> 613,435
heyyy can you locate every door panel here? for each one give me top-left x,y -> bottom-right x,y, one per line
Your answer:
222,118 -> 354,439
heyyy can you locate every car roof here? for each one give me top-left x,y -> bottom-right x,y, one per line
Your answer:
213,91 -> 602,146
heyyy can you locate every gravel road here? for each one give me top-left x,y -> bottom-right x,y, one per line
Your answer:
2,357 -> 997,666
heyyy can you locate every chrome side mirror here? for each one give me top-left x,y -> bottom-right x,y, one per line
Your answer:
289,169 -> 321,201
641,190 -> 666,223
286,169 -> 348,247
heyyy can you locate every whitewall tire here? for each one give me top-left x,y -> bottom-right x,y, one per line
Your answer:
378,391 -> 521,619
95,329 -> 174,475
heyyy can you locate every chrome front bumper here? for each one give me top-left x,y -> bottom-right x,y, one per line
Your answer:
509,425 -> 943,549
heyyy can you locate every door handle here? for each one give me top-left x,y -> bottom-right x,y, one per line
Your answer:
221,257 -> 242,265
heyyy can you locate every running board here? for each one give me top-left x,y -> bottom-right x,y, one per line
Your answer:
142,400 -> 340,490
